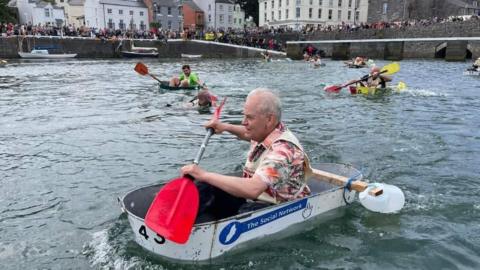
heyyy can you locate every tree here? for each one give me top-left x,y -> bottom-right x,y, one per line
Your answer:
0,0 -> 17,23
235,0 -> 258,26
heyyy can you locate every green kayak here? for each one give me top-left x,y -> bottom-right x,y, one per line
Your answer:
158,81 -> 200,90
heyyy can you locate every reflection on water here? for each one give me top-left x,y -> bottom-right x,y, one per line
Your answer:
0,58 -> 479,269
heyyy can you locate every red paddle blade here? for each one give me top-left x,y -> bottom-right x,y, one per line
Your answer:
145,177 -> 199,244
324,85 -> 342,92
213,97 -> 226,119
134,62 -> 148,76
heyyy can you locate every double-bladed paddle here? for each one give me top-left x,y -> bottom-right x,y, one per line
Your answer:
145,98 -> 227,244
134,62 -> 162,83
306,165 -> 405,213
324,62 -> 400,93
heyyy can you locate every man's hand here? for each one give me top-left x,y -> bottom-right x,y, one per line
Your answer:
205,118 -> 226,134
181,164 -> 207,180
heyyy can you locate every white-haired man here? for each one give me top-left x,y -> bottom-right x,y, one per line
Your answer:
181,88 -> 310,219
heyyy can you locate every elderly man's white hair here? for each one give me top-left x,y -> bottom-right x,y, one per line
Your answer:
247,88 -> 282,121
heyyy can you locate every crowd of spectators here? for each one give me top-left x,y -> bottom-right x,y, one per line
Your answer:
2,15 -> 478,52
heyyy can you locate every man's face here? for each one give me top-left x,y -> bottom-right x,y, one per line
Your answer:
242,96 -> 272,142
183,67 -> 191,76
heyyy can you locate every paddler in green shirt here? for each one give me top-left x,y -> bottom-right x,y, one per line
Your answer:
169,64 -> 202,88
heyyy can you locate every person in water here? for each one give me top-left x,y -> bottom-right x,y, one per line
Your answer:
169,64 -> 202,87
311,55 -> 322,67
469,57 -> 480,71
181,88 -> 311,220
261,50 -> 272,62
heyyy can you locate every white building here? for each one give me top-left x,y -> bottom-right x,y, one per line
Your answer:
56,0 -> 85,27
193,0 -> 245,30
84,0 -> 149,30
259,0 -> 369,30
233,3 -> 245,29
16,0 -> 66,26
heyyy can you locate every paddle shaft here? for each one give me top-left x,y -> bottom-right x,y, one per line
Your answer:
149,73 -> 162,83
193,128 -> 214,164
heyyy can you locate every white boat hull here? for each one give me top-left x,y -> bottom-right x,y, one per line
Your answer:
463,70 -> 480,76
18,52 -> 77,59
181,54 -> 202,58
119,164 -> 359,262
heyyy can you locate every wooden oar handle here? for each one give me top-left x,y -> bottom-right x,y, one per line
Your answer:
309,168 -> 368,192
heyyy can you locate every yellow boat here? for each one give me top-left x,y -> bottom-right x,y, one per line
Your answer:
349,82 -> 406,95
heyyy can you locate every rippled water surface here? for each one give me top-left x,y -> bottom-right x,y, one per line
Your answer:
1,58 -> 479,270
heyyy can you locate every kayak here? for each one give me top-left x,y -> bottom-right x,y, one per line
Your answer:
159,80 -> 200,90
119,163 -> 359,262
349,82 -> 406,95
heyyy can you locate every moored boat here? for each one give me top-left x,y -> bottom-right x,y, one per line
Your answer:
463,70 -> 480,76
0,59 -> 7,66
18,49 -> 77,59
158,80 -> 201,90
181,53 -> 202,58
122,50 -> 159,58
119,163 -> 359,262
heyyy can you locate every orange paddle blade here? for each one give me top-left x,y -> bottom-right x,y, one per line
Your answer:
213,97 -> 226,120
145,177 -> 199,244
134,62 -> 148,76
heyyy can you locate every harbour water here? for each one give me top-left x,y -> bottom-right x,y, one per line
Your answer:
1,58 -> 479,269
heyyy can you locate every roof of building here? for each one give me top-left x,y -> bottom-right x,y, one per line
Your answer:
184,0 -> 202,11
447,0 -> 479,9
99,0 -> 148,8
216,0 -> 234,4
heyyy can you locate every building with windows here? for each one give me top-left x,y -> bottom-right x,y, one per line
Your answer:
193,0 -> 245,30
16,0 -> 66,26
84,0 -> 149,31
367,0 -> 480,22
182,0 -> 204,31
233,3 -> 246,28
258,0 -> 368,30
56,0 -> 85,26
148,0 -> 183,31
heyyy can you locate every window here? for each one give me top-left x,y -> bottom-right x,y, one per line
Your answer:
287,0 -> 289,5
119,19 -> 125,29
328,9 -> 332,19
271,11 -> 274,20
208,14 -> 211,22
286,9 -> 289,19
382,3 -> 388,14
239,18 -> 242,24
228,6 -> 232,12
168,7 -> 171,15
309,8 -> 312,18
119,10 -> 123,15
329,0 -> 333,7
318,8 -> 322,18
264,2 -> 267,9
474,1 -> 478,7
107,8 -> 112,14
220,4 -> 223,11
108,19 -> 114,29
228,15 -> 232,23
319,0 -> 322,5
168,20 -> 172,29
130,10 -> 133,15
234,18 -> 237,24
355,10 -> 359,21
348,0 -> 352,8
279,0 -> 282,7
348,10 -> 351,19
140,21 -> 146,30
44,8 -> 50,17
338,0 -> 342,7
310,0 -> 313,5
296,7 -> 300,18
271,0 -> 274,8
209,4 -> 211,10
279,10 -> 281,19
264,13 -> 267,21
296,0 -> 301,5
338,10 -> 341,19
219,14 -> 224,23
156,6 -> 161,13
140,11 -> 144,16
